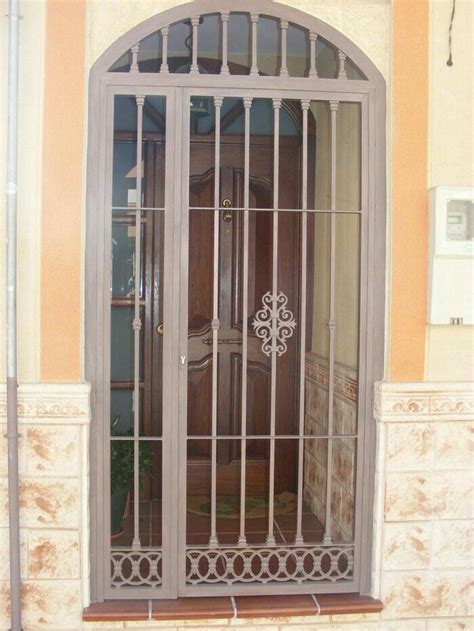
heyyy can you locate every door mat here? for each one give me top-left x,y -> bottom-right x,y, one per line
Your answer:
187,490 -> 297,519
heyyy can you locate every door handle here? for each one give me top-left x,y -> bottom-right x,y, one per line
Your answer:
156,322 -> 164,335
202,338 -> 242,345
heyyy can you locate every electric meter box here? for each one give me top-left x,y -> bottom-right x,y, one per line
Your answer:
428,186 -> 474,325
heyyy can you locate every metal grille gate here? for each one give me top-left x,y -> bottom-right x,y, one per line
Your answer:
86,0 -> 386,600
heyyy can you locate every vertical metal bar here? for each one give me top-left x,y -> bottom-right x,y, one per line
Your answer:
220,12 -> 230,75
266,98 -> 281,547
132,95 -> 145,550
295,99 -> 310,545
130,43 -> 139,73
209,96 -> 223,547
238,96 -> 252,547
324,99 -> 339,544
250,13 -> 259,76
177,86 -> 189,597
279,19 -> 289,77
6,0 -> 21,628
338,50 -> 347,79
309,32 -> 318,77
190,16 -> 200,75
161,27 -> 169,73
160,87 -> 177,597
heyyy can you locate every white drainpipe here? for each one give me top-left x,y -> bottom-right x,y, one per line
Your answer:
6,0 -> 22,629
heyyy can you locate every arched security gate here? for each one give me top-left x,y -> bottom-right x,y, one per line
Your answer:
86,0 -> 386,601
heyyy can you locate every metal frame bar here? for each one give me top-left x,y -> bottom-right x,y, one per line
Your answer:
323,99 -> 339,544
86,0 -> 387,601
238,96 -> 253,547
265,97 -> 281,547
295,99 -> 310,545
209,96 -> 223,547
131,95 -> 144,550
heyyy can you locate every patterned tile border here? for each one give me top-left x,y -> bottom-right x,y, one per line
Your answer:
305,354 -> 358,404
0,383 -> 91,420
374,382 -> 474,421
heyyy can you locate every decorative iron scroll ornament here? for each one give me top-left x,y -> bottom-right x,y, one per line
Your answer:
252,291 -> 296,356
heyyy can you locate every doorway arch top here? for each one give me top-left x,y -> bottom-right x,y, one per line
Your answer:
90,0 -> 385,91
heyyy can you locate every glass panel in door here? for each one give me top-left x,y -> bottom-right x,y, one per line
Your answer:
109,94 -> 168,591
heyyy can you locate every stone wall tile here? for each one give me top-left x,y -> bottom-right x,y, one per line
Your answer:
286,624 -> 378,631
0,582 -> 10,629
27,529 -> 80,579
435,422 -> 474,470
328,613 -> 380,621
386,423 -> 435,471
379,621 -> 426,631
84,624 -> 125,629
0,528 -> 27,581
306,381 -> 319,421
21,579 -> 82,628
0,480 -> 8,528
26,426 -> 80,476
382,522 -> 431,570
385,472 -> 473,521
432,521 -> 474,569
0,424 -> 27,476
18,478 -> 80,528
381,570 -> 473,618
172,620 -> 232,627
425,618 -> 474,630
332,440 -> 355,492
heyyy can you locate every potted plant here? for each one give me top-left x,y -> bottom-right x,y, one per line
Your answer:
110,417 -> 153,537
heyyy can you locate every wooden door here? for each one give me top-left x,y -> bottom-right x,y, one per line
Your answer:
186,100 -> 314,496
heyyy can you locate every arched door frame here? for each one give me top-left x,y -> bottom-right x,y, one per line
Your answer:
85,0 -> 386,602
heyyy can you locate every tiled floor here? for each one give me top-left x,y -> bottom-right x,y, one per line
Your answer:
112,498 -> 324,547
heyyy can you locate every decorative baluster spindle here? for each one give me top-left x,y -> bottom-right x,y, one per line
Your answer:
309,32 -> 318,77
220,11 -> 230,75
250,13 -> 259,76
161,27 -> 169,73
280,19 -> 289,77
338,50 -> 347,79
190,16 -> 200,74
130,43 -> 139,73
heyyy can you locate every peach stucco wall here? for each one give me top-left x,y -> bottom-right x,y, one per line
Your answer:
389,0 -> 429,381
40,0 -> 86,381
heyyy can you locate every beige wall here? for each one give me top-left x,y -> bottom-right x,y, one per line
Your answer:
424,0 -> 474,381
0,0 -> 45,383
